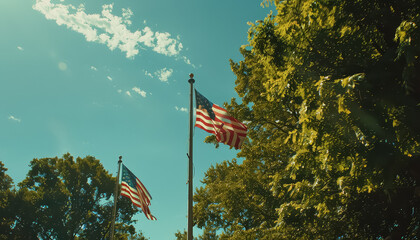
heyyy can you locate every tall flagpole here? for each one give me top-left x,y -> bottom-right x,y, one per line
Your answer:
188,73 -> 195,240
110,156 -> 123,240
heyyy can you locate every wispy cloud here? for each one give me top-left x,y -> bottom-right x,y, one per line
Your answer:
155,68 -> 173,82
58,61 -> 67,71
17,46 -> 24,51
8,115 -> 21,122
144,70 -> 153,78
132,87 -> 147,97
33,0 -> 184,58
90,66 -> 97,71
125,91 -> 131,97
175,106 -> 188,113
107,76 -> 113,81
117,89 -> 122,93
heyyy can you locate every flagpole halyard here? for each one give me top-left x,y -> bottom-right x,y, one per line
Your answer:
110,156 -> 122,240
188,73 -> 195,240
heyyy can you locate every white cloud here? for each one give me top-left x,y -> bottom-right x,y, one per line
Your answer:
90,66 -> 97,71
153,32 -> 182,56
144,70 -> 153,78
107,76 -> 112,81
122,8 -> 133,25
125,91 -> 131,97
33,0 -> 184,58
132,87 -> 147,97
180,56 -> 195,67
77,3 -> 85,12
182,56 -> 191,65
139,26 -> 154,48
155,68 -> 173,82
175,106 -> 188,113
17,46 -> 24,51
8,115 -> 21,122
58,61 -> 67,71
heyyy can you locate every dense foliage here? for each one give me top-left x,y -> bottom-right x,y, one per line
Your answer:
174,228 -> 219,240
0,162 -> 14,239
194,0 -> 420,239
0,155 -> 148,240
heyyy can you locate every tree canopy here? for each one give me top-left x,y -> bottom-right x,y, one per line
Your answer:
0,162 -> 14,240
174,227 -> 219,240
194,0 -> 420,239
0,154 -> 148,240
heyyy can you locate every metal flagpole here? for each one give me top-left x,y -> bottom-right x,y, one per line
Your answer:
187,73 -> 195,240
110,156 -> 123,240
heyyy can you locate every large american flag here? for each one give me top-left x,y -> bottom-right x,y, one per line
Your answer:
120,164 -> 156,221
195,90 -> 247,149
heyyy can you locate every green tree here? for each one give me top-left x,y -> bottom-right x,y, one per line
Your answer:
174,228 -> 218,240
174,230 -> 189,240
128,233 -> 149,240
8,154 -> 147,240
195,0 -> 420,239
0,161 -> 14,240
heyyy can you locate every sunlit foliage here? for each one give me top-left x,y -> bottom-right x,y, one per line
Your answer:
194,0 -> 420,239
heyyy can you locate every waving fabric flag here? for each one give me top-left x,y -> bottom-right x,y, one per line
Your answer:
120,164 -> 156,221
195,90 -> 247,149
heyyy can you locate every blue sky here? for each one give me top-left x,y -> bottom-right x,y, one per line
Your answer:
0,0 -> 271,239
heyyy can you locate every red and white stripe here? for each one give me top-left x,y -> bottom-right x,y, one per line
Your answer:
196,104 -> 247,149
121,181 -> 156,220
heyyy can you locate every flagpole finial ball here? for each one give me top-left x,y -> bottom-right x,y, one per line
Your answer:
188,73 -> 195,84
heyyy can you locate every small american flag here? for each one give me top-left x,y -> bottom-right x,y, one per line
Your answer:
120,164 -> 156,221
195,90 -> 247,149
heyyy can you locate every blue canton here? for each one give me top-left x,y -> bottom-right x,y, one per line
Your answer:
122,164 -> 137,189
195,90 -> 215,120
